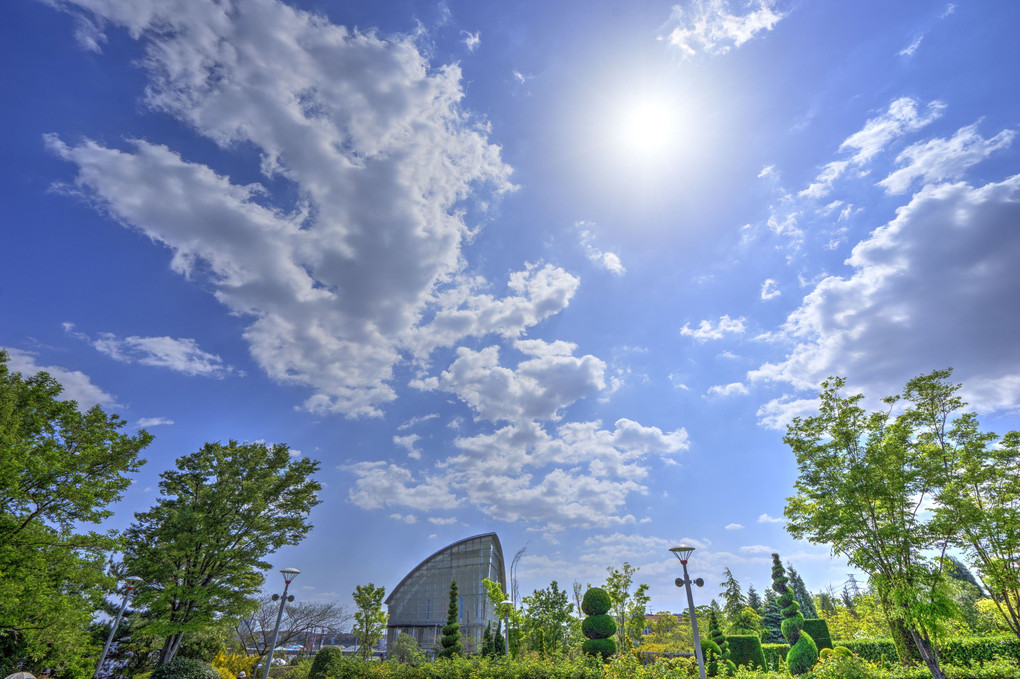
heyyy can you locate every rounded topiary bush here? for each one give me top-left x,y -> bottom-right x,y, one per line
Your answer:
309,646 -> 354,679
152,657 -> 221,679
786,634 -> 819,676
582,637 -> 617,659
581,588 -> 612,616
582,614 -> 617,640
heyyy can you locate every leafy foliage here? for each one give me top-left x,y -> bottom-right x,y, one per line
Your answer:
522,580 -> 574,657
125,440 -> 321,664
151,656 -> 221,679
581,588 -> 612,616
307,646 -> 351,679
603,563 -> 650,650
719,569 -> 746,625
803,619 -> 832,651
352,583 -> 387,660
706,609 -> 735,677
0,351 -> 152,676
726,635 -> 766,671
581,587 -> 616,660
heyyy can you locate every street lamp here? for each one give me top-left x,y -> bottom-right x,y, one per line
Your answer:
499,599 -> 513,657
94,576 -> 143,679
262,568 -> 299,679
670,546 -> 707,679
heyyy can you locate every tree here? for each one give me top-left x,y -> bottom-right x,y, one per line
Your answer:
482,577 -> 520,655
0,351 -> 152,676
729,606 -> 762,637
719,568 -> 746,625
352,583 -> 387,659
703,609 -> 735,677
123,440 -> 321,664
603,563 -> 650,650
786,565 -> 818,619
390,632 -> 424,664
580,588 -> 616,659
783,372 -> 973,678
746,584 -> 762,615
235,596 -> 349,661
771,553 -> 816,675
760,588 -> 783,644
438,580 -> 461,658
521,580 -> 573,657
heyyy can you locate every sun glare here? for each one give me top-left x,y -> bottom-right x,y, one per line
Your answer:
612,93 -> 684,166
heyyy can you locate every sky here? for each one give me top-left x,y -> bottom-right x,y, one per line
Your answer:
3,0 -> 1019,617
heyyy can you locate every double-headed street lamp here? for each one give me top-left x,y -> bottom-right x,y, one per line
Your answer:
262,567 -> 299,679
94,576 -> 143,679
670,546 -> 707,679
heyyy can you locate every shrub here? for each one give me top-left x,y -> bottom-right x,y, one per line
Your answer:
152,657 -> 222,679
937,636 -> 1020,666
802,619 -> 832,651
581,638 -> 617,660
726,635 -> 766,670
839,639 -> 899,663
805,652 -> 870,679
581,588 -> 612,616
582,614 -> 617,640
308,646 -> 356,679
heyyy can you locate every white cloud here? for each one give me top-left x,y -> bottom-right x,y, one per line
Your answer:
898,36 -> 923,57
427,517 -> 460,525
739,544 -> 775,554
752,174 -> 1020,414
46,0 -> 515,418
3,348 -> 117,409
706,382 -> 748,398
393,433 -> 422,459
725,523 -> 744,531
462,30 -> 480,52
577,223 -> 626,276
137,417 -> 174,427
760,278 -> 781,300
758,513 -> 784,524
346,461 -> 459,512
389,513 -> 417,524
878,123 -> 1014,195
65,324 -> 234,377
680,315 -> 746,342
663,0 -> 784,58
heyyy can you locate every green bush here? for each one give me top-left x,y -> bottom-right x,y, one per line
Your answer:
761,643 -> 789,672
806,652 -> 870,679
152,657 -> 222,679
726,635 -> 766,670
802,619 -> 832,651
937,636 -> 1020,666
582,614 -> 617,640
582,638 -> 617,660
786,634 -> 819,676
308,646 -> 358,679
581,588 -> 612,616
839,639 -> 899,663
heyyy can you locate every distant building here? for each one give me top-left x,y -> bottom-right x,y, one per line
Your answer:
385,532 -> 507,655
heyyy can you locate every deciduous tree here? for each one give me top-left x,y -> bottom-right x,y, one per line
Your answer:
124,441 -> 321,664
603,563 -> 650,650
352,583 -> 387,659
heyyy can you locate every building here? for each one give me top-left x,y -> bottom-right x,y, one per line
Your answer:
385,532 -> 506,655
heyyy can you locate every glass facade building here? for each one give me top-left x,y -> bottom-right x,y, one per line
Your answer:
385,532 -> 506,654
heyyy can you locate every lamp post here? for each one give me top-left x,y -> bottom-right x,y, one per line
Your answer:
499,599 -> 513,657
670,546 -> 706,679
94,576 -> 143,679
262,568 -> 299,679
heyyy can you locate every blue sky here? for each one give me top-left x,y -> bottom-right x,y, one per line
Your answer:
3,0 -> 1019,615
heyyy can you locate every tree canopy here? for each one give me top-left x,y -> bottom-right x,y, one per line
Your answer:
352,583 -> 387,660
123,440 -> 320,664
0,351 -> 151,676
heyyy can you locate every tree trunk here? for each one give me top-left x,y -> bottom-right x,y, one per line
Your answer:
158,631 -> 185,665
909,629 -> 946,679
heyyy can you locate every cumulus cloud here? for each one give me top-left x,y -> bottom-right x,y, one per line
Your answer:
725,523 -> 744,530
758,513 -> 783,523
3,348 -> 117,409
706,382 -> 749,398
65,324 -> 234,377
346,461 -> 460,512
46,0 -> 515,418
752,174 -> 1020,416
739,544 -> 775,554
393,433 -> 422,459
663,0 -> 784,58
760,279 -> 781,300
680,315 -> 746,342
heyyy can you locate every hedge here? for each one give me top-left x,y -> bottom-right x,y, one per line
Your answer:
937,636 -> 1020,666
151,658 -> 221,679
726,635 -> 766,670
802,619 -> 832,651
839,639 -> 899,663
761,643 -> 789,672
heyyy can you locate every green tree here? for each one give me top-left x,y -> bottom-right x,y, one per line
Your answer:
521,580 -> 573,656
603,563 -> 650,650
482,577 -> 519,655
746,584 -> 762,615
352,583 -> 387,659
438,580 -> 461,658
772,554 -> 816,675
0,351 -> 152,676
124,440 -> 321,664
783,372 -> 972,678
390,631 -> 423,664
787,565 -> 818,619
729,606 -> 762,636
760,588 -> 784,644
704,609 -> 735,677
580,587 -> 616,659
719,568 -> 746,625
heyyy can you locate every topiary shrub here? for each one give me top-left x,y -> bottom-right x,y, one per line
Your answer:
726,635 -> 766,671
308,646 -> 352,679
802,619 -> 832,651
771,554 -> 816,675
438,580 -> 461,658
152,657 -> 221,679
838,639 -> 899,663
581,588 -> 616,660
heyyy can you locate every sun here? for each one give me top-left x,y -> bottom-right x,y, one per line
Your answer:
611,93 -> 685,166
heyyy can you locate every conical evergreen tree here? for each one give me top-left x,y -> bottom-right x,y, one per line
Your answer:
772,554 -> 816,675
438,580 -> 461,658
746,583 -> 762,615
786,564 -> 818,619
706,609 -> 736,677
719,568 -> 745,624
761,588 -> 784,644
